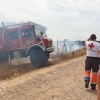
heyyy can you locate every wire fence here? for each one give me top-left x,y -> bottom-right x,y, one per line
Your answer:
51,39 -> 85,59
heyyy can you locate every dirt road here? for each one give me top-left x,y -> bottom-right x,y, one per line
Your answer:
0,56 -> 98,100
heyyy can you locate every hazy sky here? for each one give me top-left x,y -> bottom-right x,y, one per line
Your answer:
0,0 -> 100,41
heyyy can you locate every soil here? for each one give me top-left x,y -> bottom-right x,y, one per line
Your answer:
0,56 -> 98,100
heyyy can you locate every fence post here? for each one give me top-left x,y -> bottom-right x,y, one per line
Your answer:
79,41 -> 80,55
57,39 -> 59,57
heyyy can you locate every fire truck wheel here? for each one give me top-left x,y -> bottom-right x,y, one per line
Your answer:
30,50 -> 46,66
44,52 -> 50,61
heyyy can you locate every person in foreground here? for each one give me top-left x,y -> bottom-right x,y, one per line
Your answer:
84,34 -> 100,90
97,70 -> 100,100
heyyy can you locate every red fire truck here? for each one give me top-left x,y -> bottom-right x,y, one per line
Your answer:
0,22 -> 54,66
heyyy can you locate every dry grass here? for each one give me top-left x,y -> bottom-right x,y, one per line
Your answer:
51,47 -> 86,60
0,48 -> 86,80
0,59 -> 62,80
0,63 -> 35,80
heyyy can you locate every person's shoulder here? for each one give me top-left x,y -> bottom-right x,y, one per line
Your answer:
98,70 -> 100,76
94,41 -> 100,47
85,41 -> 89,43
86,40 -> 91,44
95,41 -> 100,44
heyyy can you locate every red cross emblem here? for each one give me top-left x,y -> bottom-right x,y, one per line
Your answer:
88,43 -> 95,49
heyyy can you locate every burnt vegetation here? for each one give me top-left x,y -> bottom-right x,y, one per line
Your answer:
0,48 -> 86,80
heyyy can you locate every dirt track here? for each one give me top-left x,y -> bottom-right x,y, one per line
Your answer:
0,56 -> 98,100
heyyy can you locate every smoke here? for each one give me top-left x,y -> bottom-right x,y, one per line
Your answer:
53,40 -> 85,54
0,22 -> 17,27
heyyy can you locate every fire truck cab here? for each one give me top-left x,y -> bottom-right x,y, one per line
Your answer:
0,22 -> 54,66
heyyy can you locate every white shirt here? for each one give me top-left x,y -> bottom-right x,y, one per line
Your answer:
85,41 -> 100,57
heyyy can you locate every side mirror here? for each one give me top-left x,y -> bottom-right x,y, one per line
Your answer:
40,32 -> 43,36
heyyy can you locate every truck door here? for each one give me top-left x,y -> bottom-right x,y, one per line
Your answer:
20,25 -> 35,48
7,28 -> 21,50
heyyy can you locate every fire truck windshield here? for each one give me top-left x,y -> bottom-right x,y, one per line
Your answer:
39,26 -> 47,38
35,27 -> 47,38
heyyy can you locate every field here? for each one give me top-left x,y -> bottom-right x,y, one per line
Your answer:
0,48 -> 98,100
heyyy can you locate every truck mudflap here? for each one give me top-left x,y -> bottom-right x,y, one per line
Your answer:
47,47 -> 55,52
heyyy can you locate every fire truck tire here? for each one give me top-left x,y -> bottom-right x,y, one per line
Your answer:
30,50 -> 46,66
44,52 -> 50,61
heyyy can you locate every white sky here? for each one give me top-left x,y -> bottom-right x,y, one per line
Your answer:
0,0 -> 100,41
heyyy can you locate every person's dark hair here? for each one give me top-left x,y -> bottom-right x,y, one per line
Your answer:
90,34 -> 97,40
